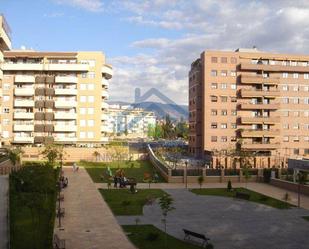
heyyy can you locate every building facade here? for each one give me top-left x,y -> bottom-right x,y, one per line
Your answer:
106,105 -> 156,138
189,48 -> 309,168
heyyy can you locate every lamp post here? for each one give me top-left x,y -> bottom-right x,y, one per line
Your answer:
185,160 -> 188,189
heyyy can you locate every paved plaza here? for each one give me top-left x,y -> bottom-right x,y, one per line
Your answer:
55,167 -> 135,249
0,175 -> 8,249
117,189 -> 309,249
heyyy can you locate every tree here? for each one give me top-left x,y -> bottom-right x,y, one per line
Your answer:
41,144 -> 64,167
110,145 -> 127,168
197,175 -> 204,189
242,166 -> 251,189
162,115 -> 174,139
175,118 -> 188,140
8,147 -> 23,166
93,151 -> 101,162
159,194 -> 175,249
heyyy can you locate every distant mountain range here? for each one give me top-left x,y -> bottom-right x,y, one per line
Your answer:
108,101 -> 188,121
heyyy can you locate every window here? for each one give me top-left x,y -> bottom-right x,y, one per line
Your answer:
211,96 -> 218,102
304,74 -> 309,79
221,83 -> 227,89
88,72 -> 95,78
293,123 -> 299,129
3,95 -> 9,102
293,73 -> 299,79
81,59 -> 96,67
231,136 -> 236,141
80,120 -> 86,127
304,111 -> 309,117
211,109 -> 217,116
88,120 -> 94,127
304,85 -> 309,91
88,108 -> 94,114
282,98 -> 289,104
3,119 -> 9,125
80,96 -> 87,102
293,85 -> 299,91
80,84 -> 87,90
231,123 -> 237,129
282,72 -> 288,78
282,85 -> 288,91
282,111 -> 289,117
81,73 -> 87,78
220,96 -> 228,102
88,84 -> 95,90
211,83 -> 217,89
231,110 -> 237,116
211,122 -> 217,129
3,108 -> 9,113
221,136 -> 227,142
221,109 -> 227,116
283,124 -> 289,129
211,136 -> 217,142
221,123 -> 227,129
304,98 -> 309,104
87,132 -> 94,138
88,96 -> 94,102
293,98 -> 299,104
231,57 -> 237,64
2,131 -> 9,138
230,71 -> 236,77
221,70 -> 227,77
80,132 -> 86,138
211,70 -> 217,76
3,83 -> 10,90
283,136 -> 289,142
231,84 -> 236,90
231,97 -> 237,102
305,137 -> 309,142
211,57 -> 217,63
221,57 -> 227,63
294,111 -> 299,117
80,108 -> 86,114
294,149 -> 299,155
304,124 -> 309,130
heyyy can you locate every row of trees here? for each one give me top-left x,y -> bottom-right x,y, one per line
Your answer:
148,115 -> 188,140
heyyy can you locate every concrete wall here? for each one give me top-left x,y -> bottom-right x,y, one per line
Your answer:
270,178 -> 309,196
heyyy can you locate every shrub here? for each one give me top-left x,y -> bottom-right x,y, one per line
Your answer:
227,180 -> 232,191
146,232 -> 159,241
206,243 -> 214,249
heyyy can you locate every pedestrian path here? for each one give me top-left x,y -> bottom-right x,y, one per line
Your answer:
54,167 -> 135,249
95,182 -> 309,210
0,175 -> 8,249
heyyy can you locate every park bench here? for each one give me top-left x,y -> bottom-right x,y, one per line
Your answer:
56,208 -> 65,218
53,234 -> 65,249
183,229 -> 210,247
235,191 -> 250,200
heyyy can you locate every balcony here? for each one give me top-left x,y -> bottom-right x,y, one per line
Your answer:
240,75 -> 279,85
14,88 -> 35,96
54,137 -> 77,142
240,63 -> 309,73
240,102 -> 279,110
0,19 -> 12,50
241,116 -> 280,124
14,112 -> 34,120
54,112 -> 77,120
241,142 -> 279,150
15,75 -> 35,83
44,63 -> 88,71
101,114 -> 108,120
102,65 -> 113,79
14,100 -> 34,107
54,100 -> 77,108
55,88 -> 77,95
54,125 -> 77,132
101,90 -> 109,99
13,136 -> 34,143
55,76 -> 78,84
241,129 -> 280,138
13,124 -> 34,132
2,63 -> 44,71
240,89 -> 280,98
102,78 -> 109,88
101,137 -> 109,142
0,70 -> 3,80
101,102 -> 109,109
101,125 -> 110,133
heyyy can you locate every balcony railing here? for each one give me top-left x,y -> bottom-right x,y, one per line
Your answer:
102,64 -> 113,79
13,124 -> 34,132
14,100 -> 34,107
240,75 -> 279,85
54,100 -> 77,108
240,63 -> 309,73
240,88 -> 280,98
241,116 -> 280,124
14,88 -> 35,96
15,75 -> 35,83
241,142 -> 279,150
13,112 -> 34,120
54,112 -> 77,120
240,102 -> 280,110
55,76 -> 78,84
55,88 -> 77,95
54,125 -> 77,132
241,129 -> 280,137
101,102 -> 109,109
101,90 -> 109,99
13,136 -> 34,143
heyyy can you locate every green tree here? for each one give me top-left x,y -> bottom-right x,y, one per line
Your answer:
41,144 -> 63,167
159,194 -> 175,249
8,147 -> 23,166
242,166 -> 251,189
175,118 -> 188,140
197,175 -> 204,189
93,151 -> 101,162
162,115 -> 174,139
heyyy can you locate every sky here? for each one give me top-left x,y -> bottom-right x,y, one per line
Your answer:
1,0 -> 309,105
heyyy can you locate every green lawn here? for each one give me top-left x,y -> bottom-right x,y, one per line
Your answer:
82,160 -> 165,183
123,225 -> 206,249
99,189 -> 165,215
191,188 -> 293,209
10,165 -> 58,249
302,216 -> 309,222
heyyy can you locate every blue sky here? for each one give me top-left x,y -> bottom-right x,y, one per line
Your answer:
1,0 -> 309,104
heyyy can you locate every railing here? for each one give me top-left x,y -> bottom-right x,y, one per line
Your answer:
147,145 -> 169,175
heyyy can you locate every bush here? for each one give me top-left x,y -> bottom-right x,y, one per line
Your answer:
146,232 -> 160,241
206,243 -> 214,249
227,180 -> 232,191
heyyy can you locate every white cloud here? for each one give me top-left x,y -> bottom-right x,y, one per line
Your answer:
53,0 -> 104,12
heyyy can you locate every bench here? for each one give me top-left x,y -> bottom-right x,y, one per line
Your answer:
235,191 -> 250,200
183,229 -> 210,247
56,208 -> 65,218
53,234 -> 65,249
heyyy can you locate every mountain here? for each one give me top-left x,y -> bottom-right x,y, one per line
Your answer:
107,101 -> 188,121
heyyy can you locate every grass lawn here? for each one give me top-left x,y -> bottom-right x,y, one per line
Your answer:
302,216 -> 309,222
99,189 -> 166,215
10,165 -> 58,249
123,225 -> 204,249
82,160 -> 165,183
191,188 -> 293,209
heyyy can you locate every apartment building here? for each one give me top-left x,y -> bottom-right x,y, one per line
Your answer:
189,48 -> 309,168
106,104 -> 156,138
